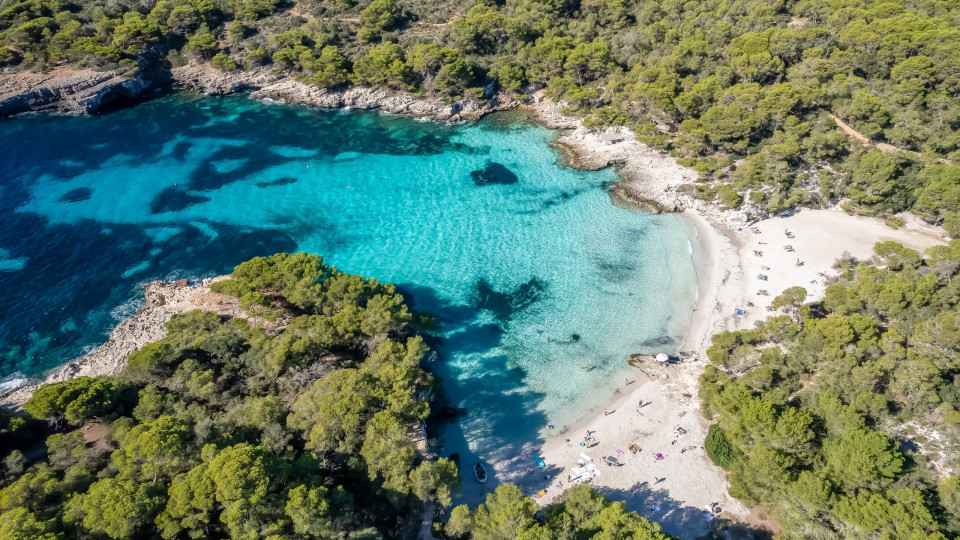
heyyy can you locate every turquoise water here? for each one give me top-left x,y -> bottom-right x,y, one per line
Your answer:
0,94 -> 697,474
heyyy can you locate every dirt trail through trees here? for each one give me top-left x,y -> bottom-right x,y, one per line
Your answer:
828,112 -> 952,165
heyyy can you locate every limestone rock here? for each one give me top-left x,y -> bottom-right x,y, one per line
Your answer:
0,68 -> 150,116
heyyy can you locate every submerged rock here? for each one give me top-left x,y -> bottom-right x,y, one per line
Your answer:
59,188 -> 93,203
470,162 -> 519,186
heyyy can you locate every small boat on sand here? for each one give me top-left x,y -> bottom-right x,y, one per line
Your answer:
475,463 -> 487,483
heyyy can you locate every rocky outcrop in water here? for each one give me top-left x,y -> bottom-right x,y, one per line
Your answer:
0,68 -> 152,117
0,277 -> 239,409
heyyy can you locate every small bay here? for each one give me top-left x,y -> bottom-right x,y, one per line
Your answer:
0,94 -> 698,468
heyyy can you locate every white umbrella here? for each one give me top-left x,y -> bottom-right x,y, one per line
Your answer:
656,353 -> 669,363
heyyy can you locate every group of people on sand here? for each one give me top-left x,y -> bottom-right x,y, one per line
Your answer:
739,225 -> 818,324
547,405 -> 725,524
704,502 -> 722,519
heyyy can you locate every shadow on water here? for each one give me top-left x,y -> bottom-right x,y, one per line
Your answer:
399,282 -> 551,506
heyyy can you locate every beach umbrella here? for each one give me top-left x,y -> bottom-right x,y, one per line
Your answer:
656,353 -> 669,363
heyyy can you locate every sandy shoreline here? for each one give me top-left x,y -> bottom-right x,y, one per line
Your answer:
511,204 -> 946,536
495,198 -> 751,539
502,105 -> 951,537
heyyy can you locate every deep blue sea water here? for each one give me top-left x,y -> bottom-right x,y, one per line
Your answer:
0,94 -> 698,484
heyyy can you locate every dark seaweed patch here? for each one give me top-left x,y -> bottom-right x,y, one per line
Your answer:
637,335 -> 679,349
471,277 -> 545,321
150,188 -> 211,214
256,177 -> 299,188
59,188 -> 92,203
471,162 -> 519,186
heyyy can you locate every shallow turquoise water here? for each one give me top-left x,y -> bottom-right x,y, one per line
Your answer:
0,94 -> 697,471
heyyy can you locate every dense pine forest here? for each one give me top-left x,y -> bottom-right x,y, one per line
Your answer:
5,0 -> 960,536
3,0 -> 960,223
701,240 -> 960,539
0,253 -> 673,539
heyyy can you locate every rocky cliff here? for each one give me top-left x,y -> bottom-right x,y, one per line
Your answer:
0,62 -> 517,121
0,68 -> 152,116
169,63 -> 514,121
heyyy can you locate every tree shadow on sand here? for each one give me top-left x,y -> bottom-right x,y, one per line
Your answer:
597,484 -> 772,540
398,283 -> 552,507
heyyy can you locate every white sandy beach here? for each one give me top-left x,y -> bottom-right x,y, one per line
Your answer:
514,207 -> 946,537
496,110 -> 952,538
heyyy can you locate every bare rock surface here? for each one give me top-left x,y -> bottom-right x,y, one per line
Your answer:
522,91 -> 749,230
170,63 -> 282,94
0,68 -> 149,116
250,79 -> 505,121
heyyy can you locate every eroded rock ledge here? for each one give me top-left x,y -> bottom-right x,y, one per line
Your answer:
0,68 -> 151,116
0,63 -> 522,121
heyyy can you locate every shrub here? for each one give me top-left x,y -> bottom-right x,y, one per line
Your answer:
705,424 -> 741,470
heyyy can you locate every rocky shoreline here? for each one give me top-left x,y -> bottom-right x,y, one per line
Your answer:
0,63 -> 523,121
0,68 -> 153,116
0,277 -> 239,409
522,100 -> 748,229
